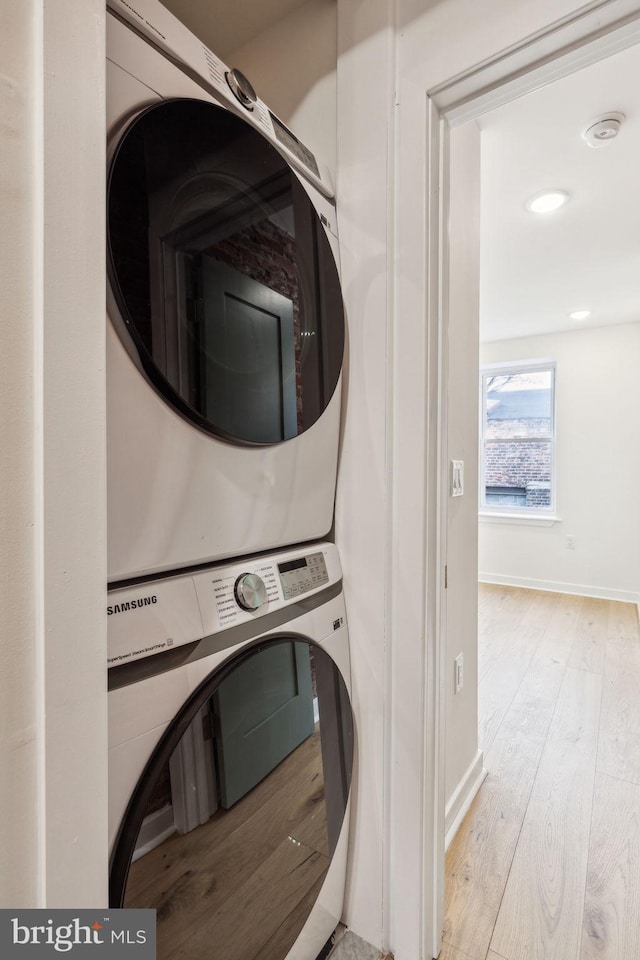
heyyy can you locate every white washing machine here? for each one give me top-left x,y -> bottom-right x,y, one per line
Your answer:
106,0 -> 345,583
108,541 -> 353,960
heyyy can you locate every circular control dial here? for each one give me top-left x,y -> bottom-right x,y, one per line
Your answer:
225,68 -> 257,110
234,573 -> 267,611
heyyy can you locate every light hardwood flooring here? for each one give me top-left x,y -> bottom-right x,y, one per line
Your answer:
443,584 -> 640,960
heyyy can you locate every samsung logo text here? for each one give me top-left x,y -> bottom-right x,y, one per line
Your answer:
107,595 -> 158,616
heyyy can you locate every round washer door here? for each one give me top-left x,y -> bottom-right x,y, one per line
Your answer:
110,638 -> 354,960
108,98 -> 345,446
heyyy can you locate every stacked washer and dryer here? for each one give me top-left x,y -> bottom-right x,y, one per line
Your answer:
105,3 -> 352,959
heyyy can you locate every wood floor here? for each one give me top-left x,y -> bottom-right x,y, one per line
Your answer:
443,584 -> 640,960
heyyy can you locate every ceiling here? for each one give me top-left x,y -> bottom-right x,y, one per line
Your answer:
479,41 -> 640,343
162,0 -> 311,58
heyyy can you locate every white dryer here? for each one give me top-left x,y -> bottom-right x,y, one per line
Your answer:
108,541 -> 353,960
106,0 -> 345,582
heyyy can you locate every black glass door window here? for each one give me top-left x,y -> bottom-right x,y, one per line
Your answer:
110,640 -> 354,960
108,99 -> 345,445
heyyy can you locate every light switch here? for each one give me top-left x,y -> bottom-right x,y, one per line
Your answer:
454,653 -> 464,693
451,460 -> 464,497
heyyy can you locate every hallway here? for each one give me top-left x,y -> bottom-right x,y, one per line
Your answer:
441,585 -> 640,960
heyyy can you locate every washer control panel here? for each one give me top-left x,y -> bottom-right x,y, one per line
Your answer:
194,547 -> 337,633
208,561 -> 280,628
278,552 -> 329,600
107,542 -> 341,667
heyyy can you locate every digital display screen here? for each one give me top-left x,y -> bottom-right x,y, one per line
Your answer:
278,557 -> 308,574
269,112 -> 320,178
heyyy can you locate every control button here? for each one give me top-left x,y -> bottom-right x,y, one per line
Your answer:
234,573 -> 267,611
225,68 -> 257,110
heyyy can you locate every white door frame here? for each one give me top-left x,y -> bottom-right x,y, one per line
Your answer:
416,2 -> 640,956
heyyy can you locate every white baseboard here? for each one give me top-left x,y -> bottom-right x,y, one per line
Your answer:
445,750 -> 486,851
479,573 -> 640,606
132,804 -> 176,862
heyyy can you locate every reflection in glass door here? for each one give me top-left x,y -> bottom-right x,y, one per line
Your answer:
110,641 -> 353,960
108,99 -> 345,445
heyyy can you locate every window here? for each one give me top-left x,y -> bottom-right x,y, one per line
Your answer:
480,360 -> 556,515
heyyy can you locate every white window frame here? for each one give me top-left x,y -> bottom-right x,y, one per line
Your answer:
479,358 -> 556,519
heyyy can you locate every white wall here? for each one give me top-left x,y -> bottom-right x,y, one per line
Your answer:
445,122 -> 482,820
228,0 -> 338,181
0,1 -> 107,907
1,0 -> 40,907
41,1 -> 107,906
397,0 -> 617,88
480,322 -> 640,602
335,2 -> 393,949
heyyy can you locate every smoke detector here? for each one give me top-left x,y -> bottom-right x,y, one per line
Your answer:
582,112 -> 625,147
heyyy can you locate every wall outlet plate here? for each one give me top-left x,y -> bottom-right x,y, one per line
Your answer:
454,652 -> 464,693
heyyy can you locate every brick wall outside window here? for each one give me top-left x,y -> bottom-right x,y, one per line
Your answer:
484,417 -> 552,508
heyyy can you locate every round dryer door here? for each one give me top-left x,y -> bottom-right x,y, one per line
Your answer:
107,99 -> 345,445
109,638 -> 353,960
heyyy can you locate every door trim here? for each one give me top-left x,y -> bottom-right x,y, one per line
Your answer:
430,0 -> 640,123
416,2 -> 640,956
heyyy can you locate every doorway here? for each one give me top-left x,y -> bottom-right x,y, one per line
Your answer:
441,35 -> 640,959
418,6 -> 640,957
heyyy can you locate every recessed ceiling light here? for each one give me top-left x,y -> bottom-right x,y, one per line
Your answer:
569,310 -> 591,321
526,190 -> 569,214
